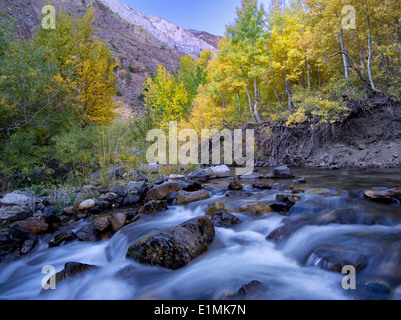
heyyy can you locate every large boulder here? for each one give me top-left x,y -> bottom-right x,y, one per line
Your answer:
147,181 -> 182,201
176,190 -> 210,205
126,216 -> 215,270
0,192 -> 35,221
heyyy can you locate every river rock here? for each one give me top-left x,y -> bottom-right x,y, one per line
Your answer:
52,262 -> 99,287
189,170 -> 210,182
364,188 -> 401,202
176,190 -> 210,205
225,190 -> 253,198
210,211 -> 242,228
222,280 -> 268,300
78,199 -> 96,211
252,182 -> 273,190
182,181 -> 202,192
228,179 -> 243,190
273,166 -> 294,179
42,207 -> 61,224
306,188 -> 331,195
138,200 -> 168,214
12,218 -> 48,235
238,172 -> 263,180
147,181 -> 182,200
0,192 -> 35,221
76,224 -> 99,242
109,212 -> 126,233
206,202 -> 227,216
139,163 -> 159,174
100,192 -> 118,202
240,203 -> 274,215
110,187 -> 128,198
126,181 -> 148,193
205,165 -> 230,178
123,194 -> 141,206
126,216 -> 215,270
307,245 -> 368,273
8,225 -> 37,254
48,230 -> 76,247
91,216 -> 110,233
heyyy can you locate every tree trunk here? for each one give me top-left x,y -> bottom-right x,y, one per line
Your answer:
237,91 -> 242,114
253,76 -> 262,123
245,84 -> 256,122
284,69 -> 293,113
365,0 -> 380,94
339,28 -> 349,80
306,59 -> 311,90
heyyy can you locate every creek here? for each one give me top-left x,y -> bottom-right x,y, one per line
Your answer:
0,168 -> 400,300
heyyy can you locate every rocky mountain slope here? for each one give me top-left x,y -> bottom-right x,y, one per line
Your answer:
98,0 -> 217,55
0,0 -> 220,110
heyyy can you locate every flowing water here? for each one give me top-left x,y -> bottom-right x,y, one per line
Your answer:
1,168 -> 401,300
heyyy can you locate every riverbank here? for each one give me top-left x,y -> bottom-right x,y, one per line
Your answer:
253,97 -> 401,169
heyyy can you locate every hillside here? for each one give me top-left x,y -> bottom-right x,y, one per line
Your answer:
0,0 -> 220,110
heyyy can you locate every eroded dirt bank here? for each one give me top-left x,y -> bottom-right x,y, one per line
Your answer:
252,97 -> 401,169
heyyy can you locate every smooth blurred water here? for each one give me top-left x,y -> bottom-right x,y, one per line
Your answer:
0,168 -> 400,300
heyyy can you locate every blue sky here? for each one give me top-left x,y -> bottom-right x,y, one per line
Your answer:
121,0 -> 271,36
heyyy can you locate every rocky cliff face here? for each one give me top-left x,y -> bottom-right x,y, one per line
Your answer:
98,0 -> 218,55
0,0 -> 220,110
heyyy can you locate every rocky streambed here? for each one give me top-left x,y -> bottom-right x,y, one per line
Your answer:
0,166 -> 401,300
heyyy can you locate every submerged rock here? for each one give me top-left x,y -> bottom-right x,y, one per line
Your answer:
210,211 -> 242,228
307,245 -> 368,273
364,188 -> 401,202
240,203 -> 274,215
221,280 -> 268,300
206,202 -> 228,216
126,216 -> 215,270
